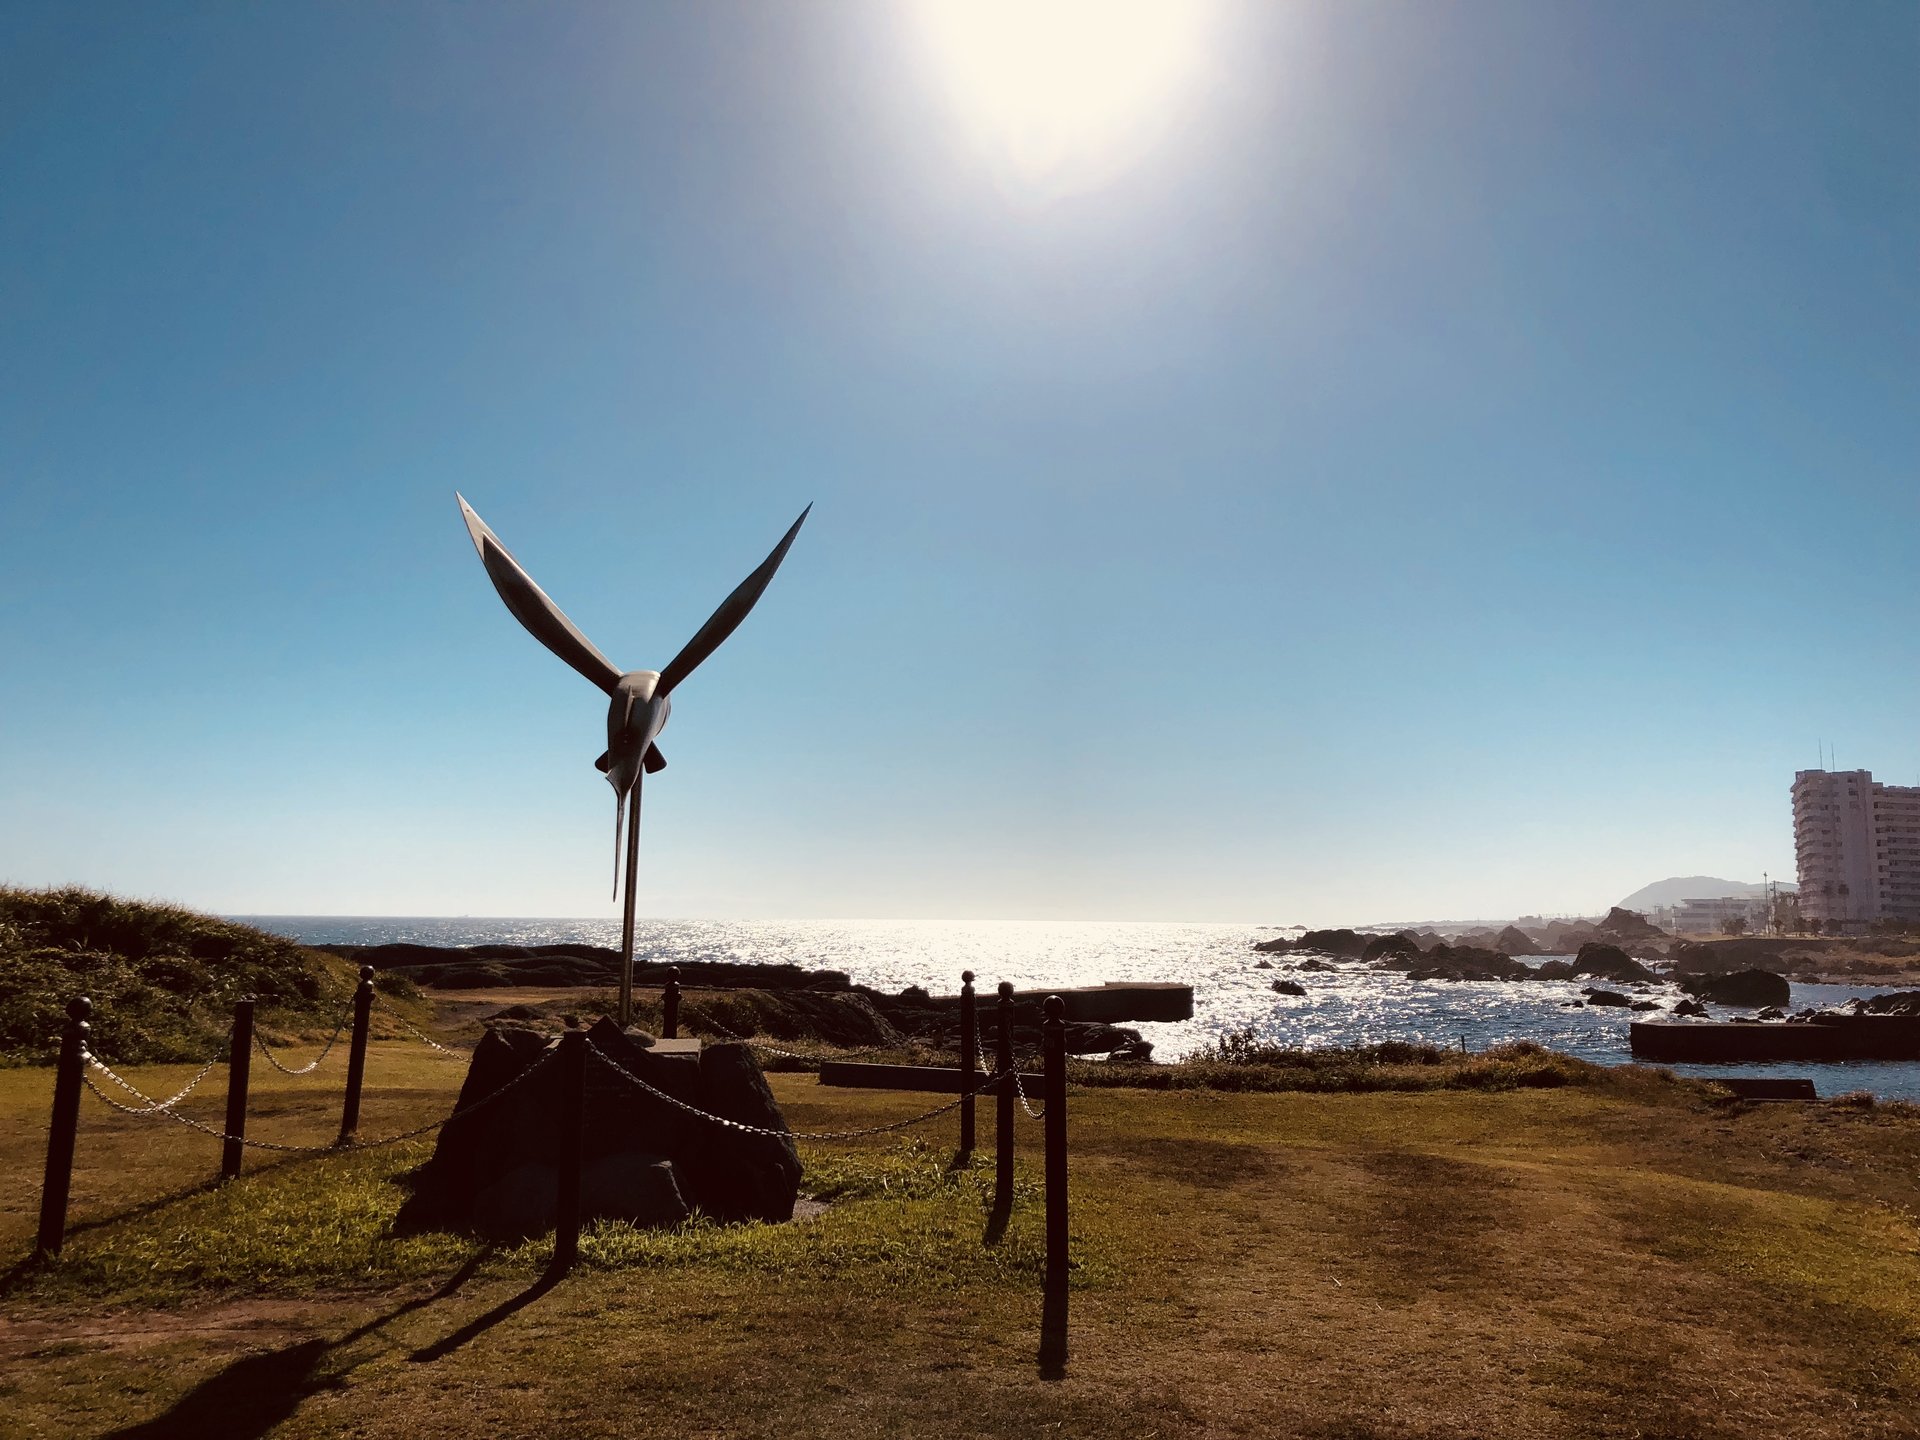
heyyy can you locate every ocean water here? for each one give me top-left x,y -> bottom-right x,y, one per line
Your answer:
239,916 -> 1920,1102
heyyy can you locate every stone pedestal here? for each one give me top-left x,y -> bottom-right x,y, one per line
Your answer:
400,1019 -> 802,1241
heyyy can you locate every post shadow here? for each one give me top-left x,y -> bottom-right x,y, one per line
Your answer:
98,1248 -> 491,1440
407,1264 -> 564,1364
1038,1281 -> 1067,1380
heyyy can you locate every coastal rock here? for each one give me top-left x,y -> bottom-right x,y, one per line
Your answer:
1063,1022 -> 1144,1054
1672,999 -> 1708,1017
1630,1000 -> 1660,1012
1681,969 -> 1791,1010
1277,929 -> 1373,960
1593,907 -> 1669,945
1397,945 -> 1529,982
1494,926 -> 1540,957
1858,990 -> 1920,1017
1293,958 -> 1341,973
1532,960 -> 1576,980
1253,959 -> 1273,969
1361,933 -> 1421,964
1581,989 -> 1631,1007
1670,940 -> 1796,976
1571,943 -> 1656,985
1272,979 -> 1307,997
1756,1006 -> 1786,1020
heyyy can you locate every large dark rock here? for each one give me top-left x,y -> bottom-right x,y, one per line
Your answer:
1494,926 -> 1540,957
1571,943 -> 1656,985
401,1022 -> 801,1240
1681,969 -> 1792,1009
1062,1021 -> 1144,1055
1361,932 -> 1422,964
1582,989 -> 1632,1007
1395,945 -> 1529,982
1593,907 -> 1669,944
1861,990 -> 1920,1016
673,1042 -> 803,1223
1272,979 -> 1307,996
1256,928 -> 1372,959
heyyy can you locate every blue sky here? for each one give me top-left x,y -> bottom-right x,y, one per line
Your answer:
2,1 -> 1914,924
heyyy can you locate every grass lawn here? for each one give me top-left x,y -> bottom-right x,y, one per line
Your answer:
2,1034 -> 1918,1439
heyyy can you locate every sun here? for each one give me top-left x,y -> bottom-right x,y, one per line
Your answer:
911,0 -> 1213,189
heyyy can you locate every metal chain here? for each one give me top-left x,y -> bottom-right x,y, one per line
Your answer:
251,1000 -> 356,1075
80,1059 -> 340,1152
368,996 -> 470,1059
677,1003 -> 917,1061
84,1054 -> 222,1113
76,1042 -> 556,1152
586,1041 -> 1003,1141
1010,1063 -> 1046,1120
974,1015 -> 1045,1118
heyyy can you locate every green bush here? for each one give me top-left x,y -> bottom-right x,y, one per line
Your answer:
0,886 -> 359,1065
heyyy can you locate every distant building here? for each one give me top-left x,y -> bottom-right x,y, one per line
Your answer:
1662,894 -> 1769,935
1792,769 -> 1920,930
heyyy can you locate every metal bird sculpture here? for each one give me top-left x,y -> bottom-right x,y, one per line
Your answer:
456,494 -> 810,1025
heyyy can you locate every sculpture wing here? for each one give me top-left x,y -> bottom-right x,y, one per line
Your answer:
456,494 -> 622,694
657,504 -> 811,696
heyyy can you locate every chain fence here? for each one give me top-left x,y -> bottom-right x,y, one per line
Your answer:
376,1002 -> 473,1060
975,1016 -> 1046,1119
676,1000 -> 934,1061
76,1042 -> 554,1153
587,1042 -> 1006,1142
251,999 -> 357,1075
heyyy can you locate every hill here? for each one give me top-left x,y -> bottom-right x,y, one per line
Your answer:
0,886 -> 368,1064
1615,875 -> 1766,913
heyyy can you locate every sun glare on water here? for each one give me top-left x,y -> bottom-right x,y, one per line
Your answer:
912,0 -> 1213,190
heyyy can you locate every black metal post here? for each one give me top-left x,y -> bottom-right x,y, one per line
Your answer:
337,966 -> 375,1145
35,997 -> 91,1257
552,1023 -> 587,1272
221,999 -> 254,1181
662,965 -> 681,1039
1040,994 -> 1069,1370
958,970 -> 977,1157
995,980 -> 1014,1216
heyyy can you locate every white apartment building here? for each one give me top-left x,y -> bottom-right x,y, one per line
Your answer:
1792,769 -> 1920,929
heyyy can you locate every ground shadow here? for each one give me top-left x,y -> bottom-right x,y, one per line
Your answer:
406,1262 -> 565,1364
95,1248 -> 491,1440
1038,1279 -> 1067,1380
982,1185 -> 1012,1245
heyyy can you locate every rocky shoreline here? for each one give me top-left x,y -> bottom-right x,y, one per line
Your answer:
1253,920 -> 1920,1030
326,942 -> 1161,1062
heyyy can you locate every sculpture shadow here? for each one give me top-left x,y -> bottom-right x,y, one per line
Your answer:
96,1248 -> 491,1440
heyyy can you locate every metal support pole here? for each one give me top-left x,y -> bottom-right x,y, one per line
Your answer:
1040,994 -> 1069,1370
552,1023 -> 587,1272
958,970 -> 977,1157
35,997 -> 91,1257
337,966 -> 375,1145
221,999 -> 254,1181
995,980 -> 1014,1215
662,965 -> 680,1040
617,775 -> 643,1028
